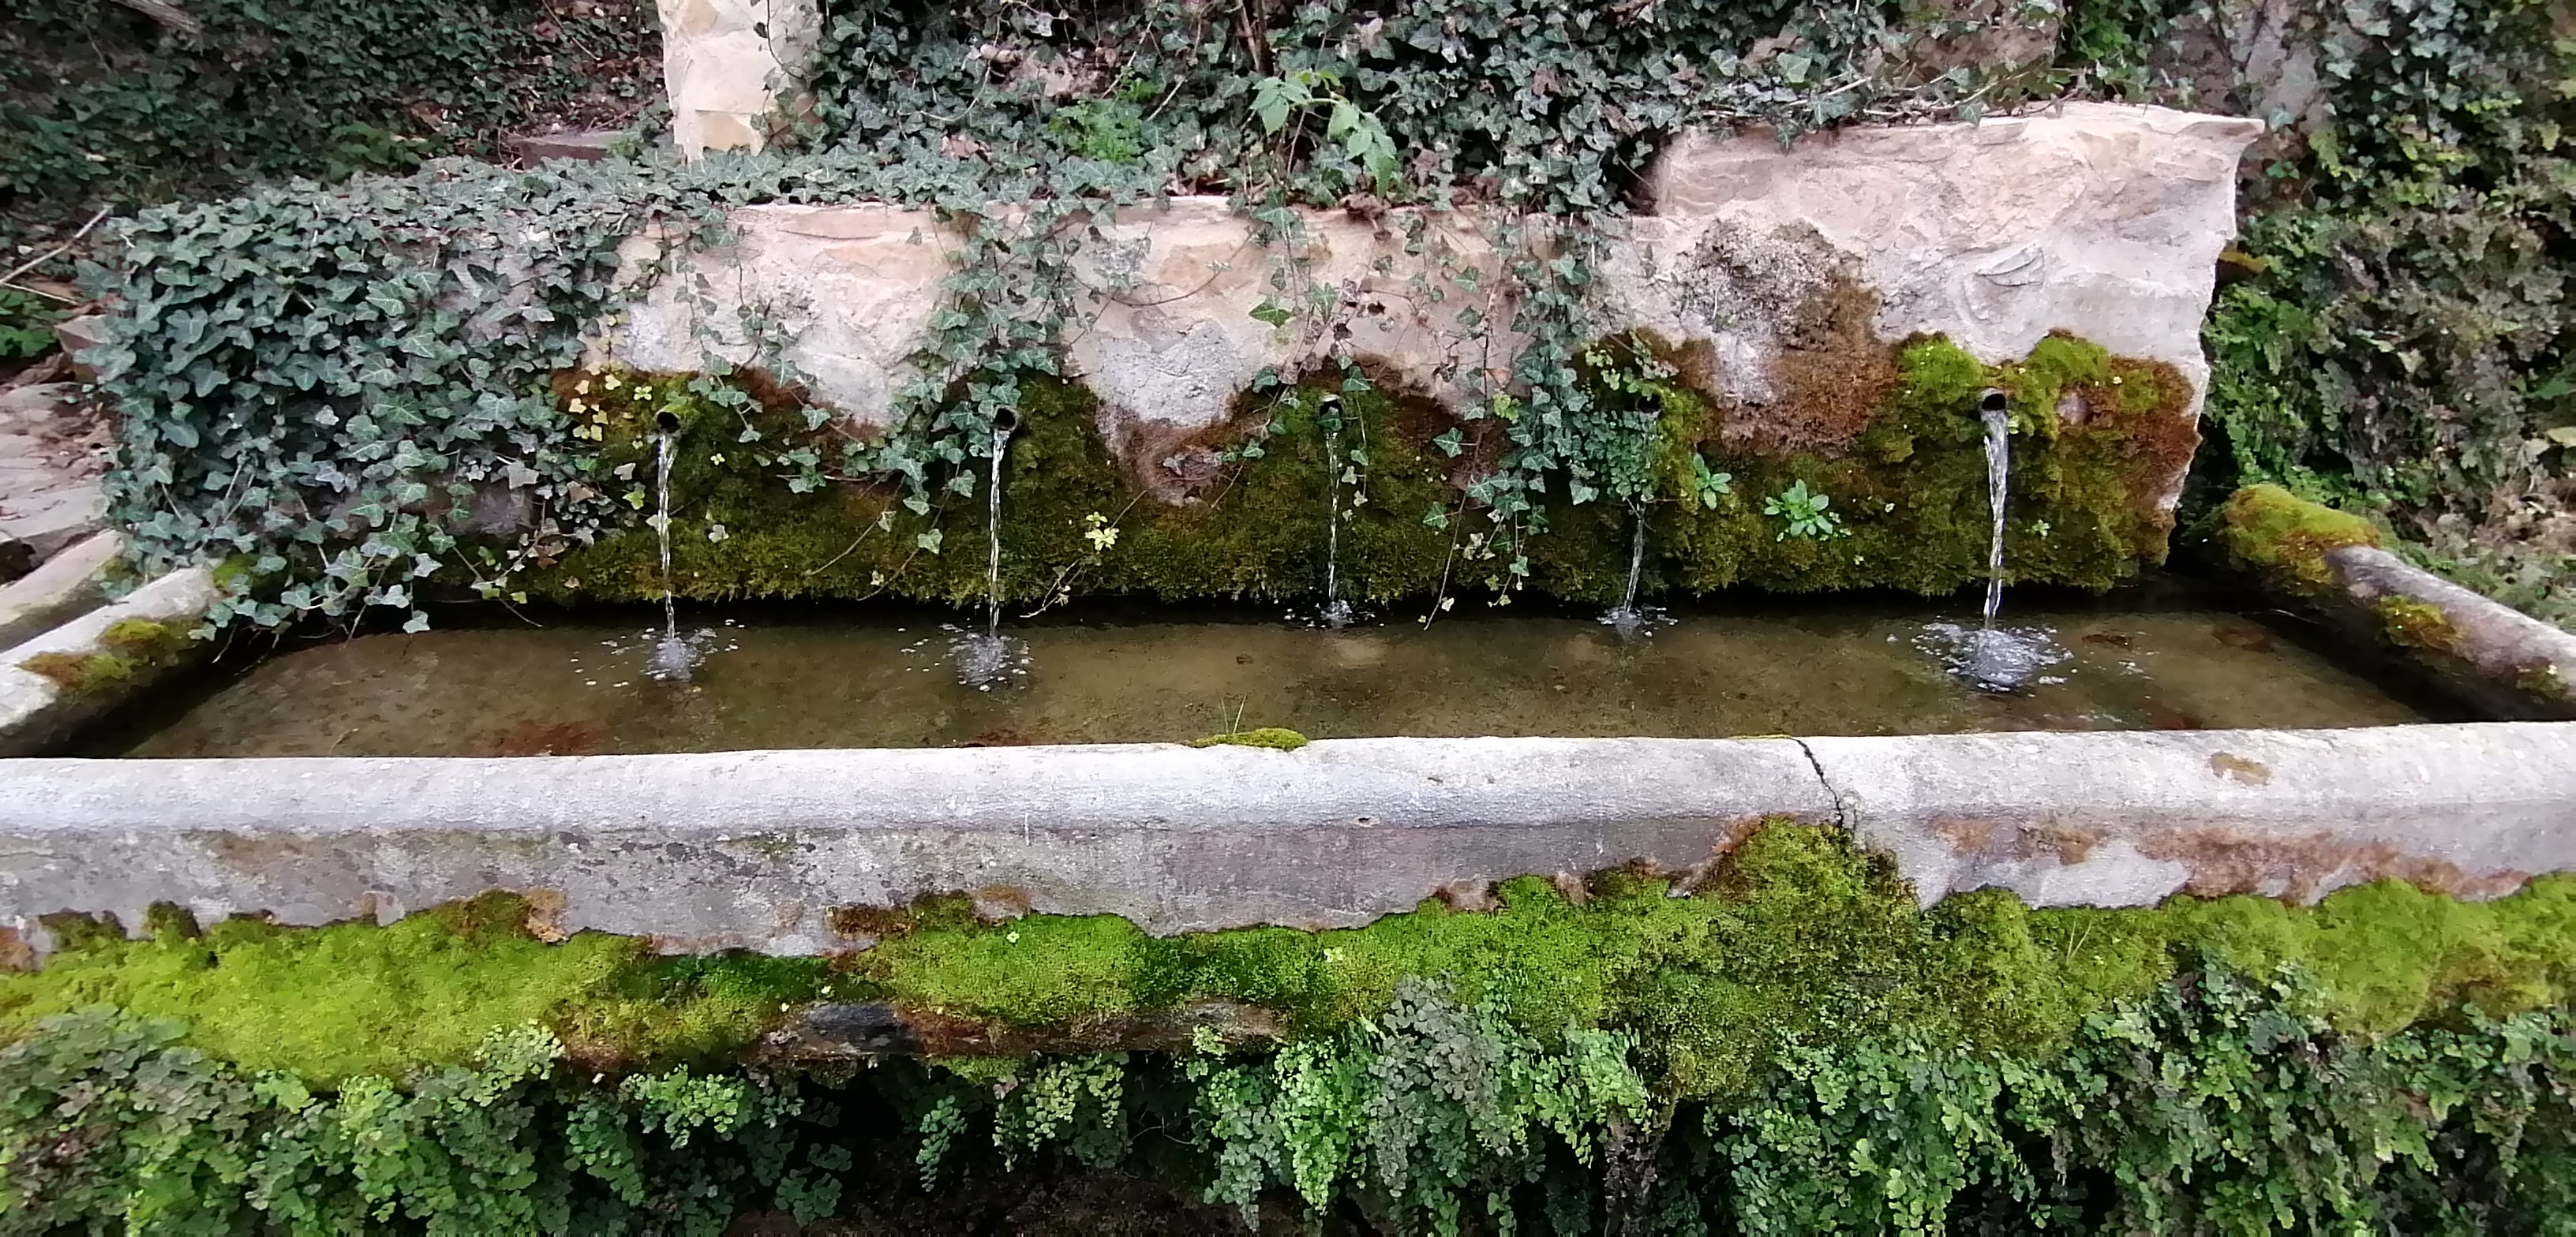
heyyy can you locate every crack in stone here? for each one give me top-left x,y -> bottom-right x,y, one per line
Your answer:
1788,737 -> 1851,830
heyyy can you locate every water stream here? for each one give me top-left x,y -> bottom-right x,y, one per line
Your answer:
949,424 -> 1025,690
1319,397 -> 1353,629
1951,391 -> 2045,693
645,428 -> 698,681
1601,510 -> 1660,637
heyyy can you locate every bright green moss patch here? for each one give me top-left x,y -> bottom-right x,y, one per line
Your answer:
2217,482 -> 2383,596
15,828 -> 2567,1098
17,618 -> 194,693
1187,727 -> 1309,750
536,327 -> 2192,611
0,893 -> 823,1082
844,825 -> 2576,1098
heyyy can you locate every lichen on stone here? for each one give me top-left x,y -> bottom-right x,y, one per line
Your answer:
2376,596 -> 2462,653
1186,727 -> 1309,751
18,650 -> 139,694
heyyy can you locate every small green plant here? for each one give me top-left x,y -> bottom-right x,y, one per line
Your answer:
1690,456 -> 1734,509
1250,69 -> 1399,191
1048,94 -> 1149,165
1765,480 -> 1842,540
0,288 -> 61,360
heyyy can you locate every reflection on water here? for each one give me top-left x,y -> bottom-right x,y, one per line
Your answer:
114,587 -> 2430,757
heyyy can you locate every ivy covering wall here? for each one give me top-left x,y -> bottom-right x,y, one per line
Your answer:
9,826 -> 2576,1233
2077,0 -> 2576,626
0,0 -> 655,251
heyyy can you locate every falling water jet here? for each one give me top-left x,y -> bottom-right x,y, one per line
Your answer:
1318,394 -> 1354,629
1601,508 -> 1661,637
1963,387 -> 2038,692
951,420 -> 1025,690
646,411 -> 699,682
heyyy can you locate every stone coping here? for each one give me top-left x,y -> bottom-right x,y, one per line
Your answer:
0,566 -> 215,758
2,723 -> 2570,957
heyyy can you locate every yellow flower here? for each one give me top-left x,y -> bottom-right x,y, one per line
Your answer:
602,373 -> 623,391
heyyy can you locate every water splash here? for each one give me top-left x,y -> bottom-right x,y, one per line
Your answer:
1917,621 -> 2070,690
646,426 -> 698,681
953,423 -> 1026,690
1319,396 -> 1353,630
1600,509 -> 1668,637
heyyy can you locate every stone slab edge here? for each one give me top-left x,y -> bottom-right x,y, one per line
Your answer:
2,723 -> 2570,957
0,531 -> 122,651
0,566 -> 216,758
2315,545 -> 2576,720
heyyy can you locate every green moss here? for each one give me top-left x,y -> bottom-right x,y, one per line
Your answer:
2215,483 -> 2383,596
2377,596 -> 2462,653
18,650 -> 137,693
10,828 -> 2576,1097
535,368 -> 1457,610
1619,332 -> 2191,601
539,327 -> 2192,609
2519,662 -> 2571,701
1187,727 -> 1309,750
0,893 -> 822,1082
842,824 -> 2576,1098
18,616 -> 197,693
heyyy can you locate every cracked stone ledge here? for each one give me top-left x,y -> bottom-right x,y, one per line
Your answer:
2,723 -> 2570,959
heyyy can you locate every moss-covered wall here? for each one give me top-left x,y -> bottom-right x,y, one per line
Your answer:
535,330 -> 2194,610
9,825 -> 2574,1099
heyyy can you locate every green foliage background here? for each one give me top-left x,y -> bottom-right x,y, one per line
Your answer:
0,0 -> 653,252
2075,0 -> 2576,624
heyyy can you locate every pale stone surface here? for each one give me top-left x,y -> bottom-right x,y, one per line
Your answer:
0,381 -> 108,567
612,105 -> 2260,510
1616,103 -> 2265,503
0,566 -> 215,758
657,0 -> 822,157
0,531 -> 122,650
603,203 -> 949,436
2,724 -> 2570,955
2303,544 -> 2576,721
1068,199 -> 1522,486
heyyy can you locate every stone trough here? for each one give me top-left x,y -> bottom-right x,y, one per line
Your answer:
2,723 -> 2572,959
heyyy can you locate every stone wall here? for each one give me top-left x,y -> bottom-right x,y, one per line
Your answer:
656,0 -> 820,157
608,103 -> 2262,513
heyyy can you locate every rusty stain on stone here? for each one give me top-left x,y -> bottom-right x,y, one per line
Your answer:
2208,752 -> 2272,785
2137,828 -> 2529,903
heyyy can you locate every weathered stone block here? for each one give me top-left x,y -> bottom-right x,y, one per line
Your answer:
612,105 -> 2261,521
